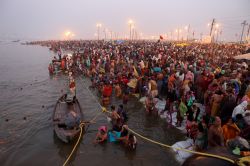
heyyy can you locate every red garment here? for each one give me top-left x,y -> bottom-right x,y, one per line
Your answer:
201,76 -> 210,91
69,82 -> 75,89
122,78 -> 129,84
103,85 -> 112,97
61,60 -> 65,69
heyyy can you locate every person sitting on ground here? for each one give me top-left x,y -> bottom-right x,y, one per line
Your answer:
177,97 -> 188,127
232,101 -> 248,120
222,117 -> 240,143
235,114 -> 247,130
208,116 -> 224,148
240,108 -> 250,139
195,122 -> 206,151
94,125 -> 108,144
64,111 -> 81,129
186,111 -> 198,141
193,104 -> 201,122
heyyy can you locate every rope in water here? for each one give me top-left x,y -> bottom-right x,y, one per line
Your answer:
62,78 -> 109,166
63,77 -> 248,166
62,122 -> 85,166
101,109 -> 245,165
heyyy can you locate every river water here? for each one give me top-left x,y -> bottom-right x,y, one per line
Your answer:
0,42 -> 185,166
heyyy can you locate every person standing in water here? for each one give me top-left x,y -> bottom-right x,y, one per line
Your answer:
94,126 -> 108,144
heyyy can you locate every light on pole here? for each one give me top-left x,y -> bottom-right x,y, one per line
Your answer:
131,25 -> 135,40
94,33 -> 98,40
96,23 -> 102,40
175,29 -> 181,41
184,25 -> 190,41
128,19 -> 134,40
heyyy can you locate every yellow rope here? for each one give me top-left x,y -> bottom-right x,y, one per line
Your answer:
62,107 -> 107,166
127,127 -> 236,164
237,156 -> 250,166
87,101 -> 249,165
83,74 -> 249,165
62,122 -> 85,166
89,107 -> 107,123
61,82 -> 248,166
101,109 -> 241,165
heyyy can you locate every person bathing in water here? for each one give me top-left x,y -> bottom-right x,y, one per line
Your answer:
94,126 -> 108,144
145,94 -> 157,113
116,125 -> 137,150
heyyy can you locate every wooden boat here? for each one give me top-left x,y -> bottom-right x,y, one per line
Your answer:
53,94 -> 84,143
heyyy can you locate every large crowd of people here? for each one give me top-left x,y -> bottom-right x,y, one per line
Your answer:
29,40 -> 250,155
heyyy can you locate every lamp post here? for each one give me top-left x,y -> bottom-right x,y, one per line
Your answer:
96,23 -> 102,40
185,25 -> 190,41
175,29 -> 182,41
94,33 -> 98,40
214,24 -> 219,43
103,28 -> 107,41
128,19 -> 134,40
131,25 -> 135,40
110,30 -> 113,41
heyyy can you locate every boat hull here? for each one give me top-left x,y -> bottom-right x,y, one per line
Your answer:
52,95 -> 83,143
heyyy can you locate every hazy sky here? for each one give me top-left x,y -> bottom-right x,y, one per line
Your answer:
0,0 -> 249,41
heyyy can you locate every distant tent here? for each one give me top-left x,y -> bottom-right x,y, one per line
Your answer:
234,53 -> 250,60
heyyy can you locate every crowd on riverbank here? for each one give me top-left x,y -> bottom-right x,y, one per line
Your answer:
30,40 -> 250,158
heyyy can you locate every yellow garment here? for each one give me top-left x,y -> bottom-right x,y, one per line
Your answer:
133,66 -> 139,77
127,79 -> 138,89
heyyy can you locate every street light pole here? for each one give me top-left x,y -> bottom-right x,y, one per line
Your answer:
96,23 -> 102,40
200,33 -> 203,42
128,19 -> 134,40
246,25 -> 250,42
240,20 -> 248,43
130,24 -> 132,40
98,26 -> 100,40
103,28 -> 107,41
131,26 -> 135,40
209,19 -> 215,37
